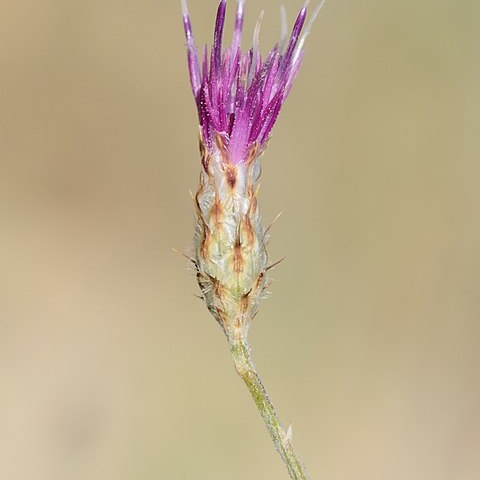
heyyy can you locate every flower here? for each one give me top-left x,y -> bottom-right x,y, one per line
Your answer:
182,0 -> 322,165
181,4 -> 321,476
182,0 -> 321,340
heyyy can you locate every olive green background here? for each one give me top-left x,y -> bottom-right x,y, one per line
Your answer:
1,1 -> 479,479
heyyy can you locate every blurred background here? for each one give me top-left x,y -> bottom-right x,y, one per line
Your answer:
0,0 -> 479,479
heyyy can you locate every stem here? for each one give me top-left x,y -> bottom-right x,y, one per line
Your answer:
230,336 -> 310,480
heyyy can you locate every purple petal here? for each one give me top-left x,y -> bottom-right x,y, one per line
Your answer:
279,4 -> 308,77
213,0 -> 227,71
181,0 -> 201,96
231,0 -> 245,54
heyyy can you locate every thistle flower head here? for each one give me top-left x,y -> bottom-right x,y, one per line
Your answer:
182,0 -> 322,165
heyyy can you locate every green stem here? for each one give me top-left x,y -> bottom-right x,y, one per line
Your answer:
230,336 -> 310,480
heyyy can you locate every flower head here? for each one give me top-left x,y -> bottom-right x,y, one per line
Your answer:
182,0 -> 322,165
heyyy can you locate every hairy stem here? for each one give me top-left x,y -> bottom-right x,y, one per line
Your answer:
230,336 -> 310,480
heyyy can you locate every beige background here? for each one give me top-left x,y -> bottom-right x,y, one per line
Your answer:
1,1 -> 479,479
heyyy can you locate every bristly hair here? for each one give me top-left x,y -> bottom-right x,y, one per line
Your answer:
182,0 -> 323,165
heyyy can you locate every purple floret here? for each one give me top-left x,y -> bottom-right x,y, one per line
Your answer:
182,0 -> 314,165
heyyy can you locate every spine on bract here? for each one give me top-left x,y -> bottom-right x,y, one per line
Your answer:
193,136 -> 269,341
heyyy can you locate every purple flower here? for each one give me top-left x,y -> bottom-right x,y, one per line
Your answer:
182,0 -> 322,165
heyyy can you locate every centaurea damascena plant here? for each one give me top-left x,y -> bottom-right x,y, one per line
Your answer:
182,1 -> 322,478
